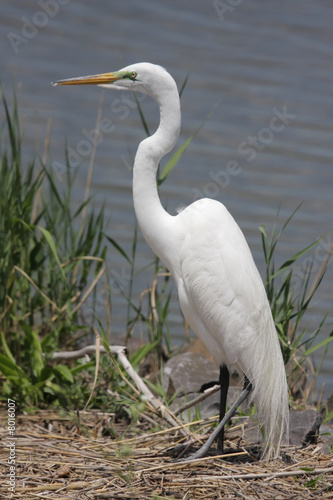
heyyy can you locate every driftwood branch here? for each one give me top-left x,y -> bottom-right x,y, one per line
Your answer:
52,344 -> 123,360
52,344 -> 192,437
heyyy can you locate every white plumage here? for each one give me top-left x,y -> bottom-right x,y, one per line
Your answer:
173,198 -> 288,460
54,62 -> 289,460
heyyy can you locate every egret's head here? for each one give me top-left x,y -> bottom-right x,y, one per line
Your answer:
52,62 -> 175,99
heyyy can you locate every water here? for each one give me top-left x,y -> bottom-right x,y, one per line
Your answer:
1,0 -> 332,398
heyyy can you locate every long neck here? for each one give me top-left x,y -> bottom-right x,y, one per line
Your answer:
133,83 -> 181,267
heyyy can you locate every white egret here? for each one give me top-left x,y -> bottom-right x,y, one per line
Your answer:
53,63 -> 289,460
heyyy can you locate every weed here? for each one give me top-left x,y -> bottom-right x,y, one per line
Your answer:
260,208 -> 333,397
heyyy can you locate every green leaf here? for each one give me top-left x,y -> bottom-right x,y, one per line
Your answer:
29,240 -> 46,270
36,226 -> 68,283
321,409 -> 333,424
54,364 -> 74,383
179,73 -> 190,98
97,319 -> 110,353
304,475 -> 322,488
303,335 -> 333,357
0,353 -> 20,377
45,379 -> 67,395
105,234 -> 132,265
0,353 -> 27,381
71,361 -> 95,375
0,331 -> 16,365
134,93 -> 150,136
29,329 -> 45,377
130,341 -> 159,366
278,231 -> 332,274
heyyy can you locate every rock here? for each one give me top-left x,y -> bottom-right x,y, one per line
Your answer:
163,352 -> 243,421
181,339 -> 241,385
289,409 -> 322,446
318,394 -> 333,454
317,423 -> 333,455
163,352 -> 220,396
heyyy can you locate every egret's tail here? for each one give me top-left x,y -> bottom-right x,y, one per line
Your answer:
241,313 -> 289,460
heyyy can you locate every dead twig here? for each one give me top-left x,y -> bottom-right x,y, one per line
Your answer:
52,343 -> 193,437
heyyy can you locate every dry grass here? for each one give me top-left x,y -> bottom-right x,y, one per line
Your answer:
1,408 -> 332,499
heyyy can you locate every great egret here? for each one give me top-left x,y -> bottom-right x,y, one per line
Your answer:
53,62 -> 289,460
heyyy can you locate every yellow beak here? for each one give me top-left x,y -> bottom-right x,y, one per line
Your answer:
52,71 -> 124,86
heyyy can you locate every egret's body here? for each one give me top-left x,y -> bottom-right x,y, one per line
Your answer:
53,63 -> 289,460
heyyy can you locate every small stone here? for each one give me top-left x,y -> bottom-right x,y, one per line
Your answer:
289,409 -> 322,446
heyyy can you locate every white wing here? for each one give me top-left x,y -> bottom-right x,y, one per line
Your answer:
175,198 -> 272,373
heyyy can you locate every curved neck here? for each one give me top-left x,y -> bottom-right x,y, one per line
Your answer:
133,84 -> 181,266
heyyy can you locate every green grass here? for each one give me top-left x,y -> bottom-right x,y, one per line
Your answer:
0,91 -> 110,409
0,89 -> 180,413
260,209 -> 333,398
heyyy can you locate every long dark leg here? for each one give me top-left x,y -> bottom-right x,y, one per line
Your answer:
243,374 -> 251,392
186,374 -> 253,461
217,364 -> 229,453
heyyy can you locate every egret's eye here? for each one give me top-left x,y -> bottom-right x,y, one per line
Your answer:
129,71 -> 137,80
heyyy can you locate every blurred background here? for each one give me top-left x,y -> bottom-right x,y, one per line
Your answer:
1,0 -> 332,397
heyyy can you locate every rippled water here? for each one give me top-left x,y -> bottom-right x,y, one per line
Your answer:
1,0 -> 332,397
